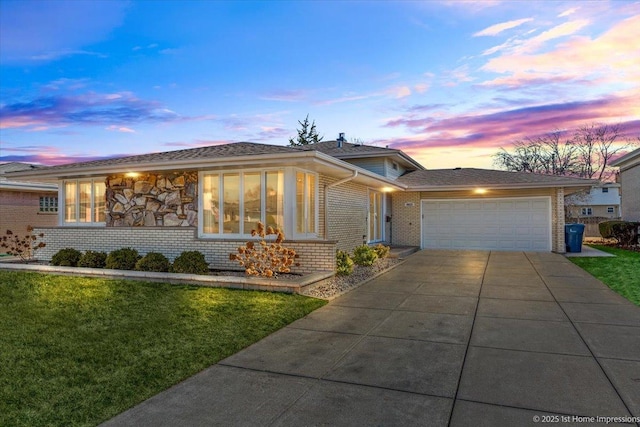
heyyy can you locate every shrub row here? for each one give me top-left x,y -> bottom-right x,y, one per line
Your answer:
599,220 -> 640,245
50,248 -> 209,274
336,244 -> 390,276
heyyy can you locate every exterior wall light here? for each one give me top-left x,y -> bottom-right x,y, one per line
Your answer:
474,188 -> 487,194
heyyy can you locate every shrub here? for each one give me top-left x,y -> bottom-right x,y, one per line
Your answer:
51,248 -> 82,267
599,221 -> 625,239
373,244 -> 390,259
135,252 -> 171,272
77,250 -> 107,268
230,222 -> 299,277
0,226 -> 46,261
352,244 -> 378,266
105,248 -> 141,270
172,251 -> 209,275
336,250 -> 354,276
599,220 -> 640,245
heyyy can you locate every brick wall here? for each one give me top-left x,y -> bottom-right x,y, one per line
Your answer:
323,175 -> 369,252
620,165 -> 640,221
32,226 -> 335,274
553,188 -> 566,253
390,192 -> 421,246
0,190 -> 58,252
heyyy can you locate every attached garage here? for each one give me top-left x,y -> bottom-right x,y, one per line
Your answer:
421,197 -> 551,251
395,168 -> 597,254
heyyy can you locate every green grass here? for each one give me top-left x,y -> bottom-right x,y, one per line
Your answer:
0,271 -> 326,427
569,245 -> 640,306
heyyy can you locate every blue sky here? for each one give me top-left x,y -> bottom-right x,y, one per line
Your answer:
1,0 -> 638,168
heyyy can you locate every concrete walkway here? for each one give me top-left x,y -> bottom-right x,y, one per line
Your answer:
103,250 -> 640,427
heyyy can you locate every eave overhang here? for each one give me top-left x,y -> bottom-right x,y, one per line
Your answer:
5,150 -> 407,191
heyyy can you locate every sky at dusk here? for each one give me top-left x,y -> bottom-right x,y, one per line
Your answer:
1,0 -> 639,169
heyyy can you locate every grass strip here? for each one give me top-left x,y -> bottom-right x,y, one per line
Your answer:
0,271 -> 326,427
568,245 -> 640,306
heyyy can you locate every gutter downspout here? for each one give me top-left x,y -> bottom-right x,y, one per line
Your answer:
324,171 -> 358,239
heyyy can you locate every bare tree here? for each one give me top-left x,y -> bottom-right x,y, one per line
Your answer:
494,131 -> 577,175
574,123 -> 626,181
494,123 -> 636,180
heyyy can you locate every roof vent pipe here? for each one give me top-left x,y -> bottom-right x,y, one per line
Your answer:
337,132 -> 345,148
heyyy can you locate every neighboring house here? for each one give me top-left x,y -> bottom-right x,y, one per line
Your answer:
611,147 -> 640,221
6,141 -> 594,272
565,183 -> 621,220
0,162 -> 59,252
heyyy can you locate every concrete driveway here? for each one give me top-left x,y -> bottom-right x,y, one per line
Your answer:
104,250 -> 640,427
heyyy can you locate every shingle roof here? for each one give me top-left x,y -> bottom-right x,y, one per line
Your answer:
305,140 -> 424,170
305,140 -> 400,156
611,147 -> 640,168
0,162 -> 41,174
10,142 -> 300,174
398,168 -> 596,189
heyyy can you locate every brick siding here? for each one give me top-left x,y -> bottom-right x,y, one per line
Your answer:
323,175 -> 370,252
33,227 -> 336,274
0,190 -> 58,252
390,192 -> 421,246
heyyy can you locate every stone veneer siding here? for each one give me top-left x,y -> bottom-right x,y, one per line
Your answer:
391,188 -> 566,253
106,172 -> 198,227
323,175 -> 371,252
32,227 -> 335,274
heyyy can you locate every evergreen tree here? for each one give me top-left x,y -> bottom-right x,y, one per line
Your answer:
289,115 -> 323,146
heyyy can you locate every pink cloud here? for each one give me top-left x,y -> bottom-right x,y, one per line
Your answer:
260,89 -> 307,102
481,15 -> 640,87
0,145 -> 127,166
105,125 -> 136,133
473,17 -> 533,37
380,94 -> 640,155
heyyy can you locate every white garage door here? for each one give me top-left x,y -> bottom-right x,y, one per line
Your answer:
421,197 -> 551,251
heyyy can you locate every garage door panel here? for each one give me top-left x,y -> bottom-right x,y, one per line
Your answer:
422,197 -> 551,252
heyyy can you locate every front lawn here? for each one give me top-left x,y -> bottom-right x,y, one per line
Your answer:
569,245 -> 640,306
0,271 -> 326,427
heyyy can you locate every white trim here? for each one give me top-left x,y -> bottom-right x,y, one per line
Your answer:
367,188 -> 385,243
292,169 -> 319,240
198,167 -> 284,238
420,196 -> 553,252
60,178 -> 106,226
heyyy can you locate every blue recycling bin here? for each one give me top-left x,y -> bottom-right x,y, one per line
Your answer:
565,223 -> 585,253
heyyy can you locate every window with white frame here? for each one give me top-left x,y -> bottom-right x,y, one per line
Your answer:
581,207 -> 593,216
607,206 -> 615,214
201,170 -> 284,235
39,196 -> 58,213
296,171 -> 316,235
64,179 -> 106,224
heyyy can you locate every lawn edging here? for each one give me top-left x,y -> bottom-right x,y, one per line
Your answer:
0,261 -> 333,294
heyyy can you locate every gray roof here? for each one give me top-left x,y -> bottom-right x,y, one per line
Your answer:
306,140 -> 425,170
398,168 -> 596,189
306,140 -> 400,156
0,162 -> 42,175
7,142 -> 300,175
611,147 -> 640,167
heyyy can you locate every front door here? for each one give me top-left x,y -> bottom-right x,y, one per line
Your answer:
368,190 -> 384,243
